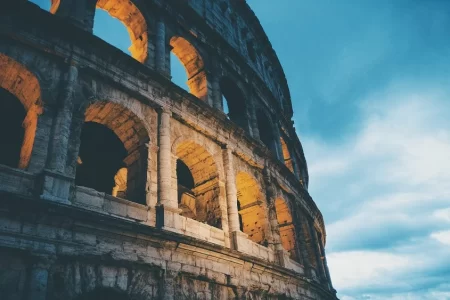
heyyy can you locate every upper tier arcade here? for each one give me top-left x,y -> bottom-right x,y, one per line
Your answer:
0,1 -> 337,299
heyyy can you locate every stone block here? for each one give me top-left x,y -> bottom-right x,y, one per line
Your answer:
104,198 -> 127,217
73,232 -> 96,245
74,186 -> 105,209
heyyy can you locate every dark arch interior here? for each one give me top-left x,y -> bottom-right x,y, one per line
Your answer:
257,110 -> 276,153
177,159 -> 194,190
177,158 -> 195,203
74,288 -> 129,300
76,122 -> 127,195
0,87 -> 26,168
220,78 -> 248,132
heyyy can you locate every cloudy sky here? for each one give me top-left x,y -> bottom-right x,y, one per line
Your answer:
31,0 -> 450,298
246,0 -> 450,299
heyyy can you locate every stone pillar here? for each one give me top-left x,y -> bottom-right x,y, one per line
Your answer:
272,123 -> 284,162
318,234 -> 334,290
155,18 -> 167,75
263,167 -> 282,255
170,154 -> 179,207
145,33 -> 156,69
295,209 -> 313,277
40,65 -> 78,203
158,108 -> 175,209
291,152 -> 302,180
26,255 -> 54,300
212,75 -> 223,111
48,65 -> 77,172
222,147 -> 240,233
308,220 -> 327,282
27,106 -> 54,173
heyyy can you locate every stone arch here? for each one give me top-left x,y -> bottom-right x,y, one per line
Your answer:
76,101 -> 149,204
275,197 -> 300,262
170,36 -> 208,101
235,172 -> 269,245
220,77 -> 249,132
46,0 -> 149,62
95,0 -> 148,63
49,0 -> 60,13
174,140 -> 222,228
0,54 -> 42,169
280,136 -> 294,173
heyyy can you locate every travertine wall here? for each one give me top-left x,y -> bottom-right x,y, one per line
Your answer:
0,1 -> 336,299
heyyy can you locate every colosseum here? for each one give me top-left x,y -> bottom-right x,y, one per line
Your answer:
0,1 -> 337,299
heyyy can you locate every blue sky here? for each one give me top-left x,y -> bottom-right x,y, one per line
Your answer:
30,1 -> 450,299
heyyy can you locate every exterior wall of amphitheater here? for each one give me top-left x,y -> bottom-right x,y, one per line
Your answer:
0,1 -> 337,299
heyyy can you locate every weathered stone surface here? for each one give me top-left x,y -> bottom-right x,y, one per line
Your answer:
0,1 -> 336,299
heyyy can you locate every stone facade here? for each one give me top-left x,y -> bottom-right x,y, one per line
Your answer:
0,1 -> 337,299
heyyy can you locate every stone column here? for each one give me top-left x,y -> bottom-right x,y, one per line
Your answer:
158,108 -> 175,209
272,123 -> 284,162
291,152 -> 302,180
318,234 -> 334,290
222,147 -> 240,233
145,32 -> 156,69
170,154 -> 179,207
155,18 -> 167,75
27,106 -> 54,173
48,65 -> 77,172
26,255 -> 54,300
212,75 -> 223,111
293,208 -> 314,277
308,220 -> 327,282
263,167 -> 282,255
40,65 -> 78,203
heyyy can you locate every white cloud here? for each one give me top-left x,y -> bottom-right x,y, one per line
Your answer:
303,84 -> 450,298
327,251 -> 413,290
433,208 -> 450,223
431,230 -> 450,246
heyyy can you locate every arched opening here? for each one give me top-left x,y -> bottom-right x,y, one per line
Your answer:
170,36 -> 208,101
175,141 -> 221,228
76,122 -> 127,194
94,0 -> 148,62
275,198 -> 299,262
280,137 -> 294,173
76,101 -> 149,205
74,288 -> 129,300
0,88 -> 26,168
177,159 -> 196,219
257,110 -> 277,154
0,54 -> 41,170
39,0 -> 148,62
220,77 -> 248,131
170,52 -> 190,92
235,172 -> 269,246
